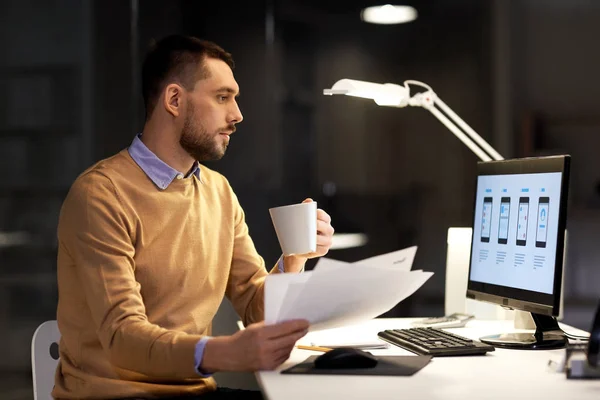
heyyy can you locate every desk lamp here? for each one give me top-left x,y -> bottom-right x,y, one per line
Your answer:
323,79 -> 503,162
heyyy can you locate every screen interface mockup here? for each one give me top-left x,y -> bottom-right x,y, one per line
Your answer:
497,197 -> 511,244
469,172 -> 562,294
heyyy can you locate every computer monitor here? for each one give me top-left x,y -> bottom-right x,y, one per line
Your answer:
466,155 -> 571,349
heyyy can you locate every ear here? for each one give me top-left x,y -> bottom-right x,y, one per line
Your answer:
163,83 -> 185,118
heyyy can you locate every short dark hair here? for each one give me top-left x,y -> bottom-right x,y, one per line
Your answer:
142,35 -> 234,118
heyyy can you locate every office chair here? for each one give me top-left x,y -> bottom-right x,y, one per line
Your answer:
31,320 -> 60,400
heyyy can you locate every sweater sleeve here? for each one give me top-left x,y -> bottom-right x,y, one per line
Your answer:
58,172 -> 203,379
224,188 -> 279,326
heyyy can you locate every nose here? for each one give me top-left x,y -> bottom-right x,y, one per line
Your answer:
229,100 -> 243,124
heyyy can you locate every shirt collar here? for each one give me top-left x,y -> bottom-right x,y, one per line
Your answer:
128,134 -> 202,190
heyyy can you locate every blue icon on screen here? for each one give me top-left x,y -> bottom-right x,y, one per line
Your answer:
540,208 -> 546,221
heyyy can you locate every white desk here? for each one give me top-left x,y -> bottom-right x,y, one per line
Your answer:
256,318 -> 599,400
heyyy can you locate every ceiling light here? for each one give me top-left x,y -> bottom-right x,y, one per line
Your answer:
360,4 -> 418,25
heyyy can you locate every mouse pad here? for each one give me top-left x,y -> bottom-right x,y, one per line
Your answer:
280,355 -> 432,376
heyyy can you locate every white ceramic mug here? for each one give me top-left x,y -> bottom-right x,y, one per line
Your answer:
269,202 -> 317,256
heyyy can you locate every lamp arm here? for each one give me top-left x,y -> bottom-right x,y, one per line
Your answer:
427,106 -> 493,162
434,97 -> 504,161
405,84 -> 504,162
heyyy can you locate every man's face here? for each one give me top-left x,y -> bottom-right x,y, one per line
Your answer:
179,57 -> 243,162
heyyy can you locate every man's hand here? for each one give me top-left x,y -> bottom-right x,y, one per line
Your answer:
201,320 -> 309,372
284,198 -> 334,272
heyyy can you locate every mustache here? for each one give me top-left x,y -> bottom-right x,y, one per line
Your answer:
219,125 -> 237,134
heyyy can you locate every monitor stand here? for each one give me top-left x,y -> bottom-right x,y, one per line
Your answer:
479,313 -> 568,350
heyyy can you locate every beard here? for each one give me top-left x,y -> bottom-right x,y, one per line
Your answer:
179,102 -> 235,162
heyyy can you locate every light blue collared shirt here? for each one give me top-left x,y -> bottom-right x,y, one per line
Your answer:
128,134 -> 285,376
128,135 -> 202,188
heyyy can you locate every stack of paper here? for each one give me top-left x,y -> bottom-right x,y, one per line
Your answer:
265,246 -> 433,331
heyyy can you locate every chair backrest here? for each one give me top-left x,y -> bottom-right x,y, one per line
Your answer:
446,227 -> 512,319
31,320 -> 60,400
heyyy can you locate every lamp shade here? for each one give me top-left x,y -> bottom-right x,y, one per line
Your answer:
323,79 -> 409,107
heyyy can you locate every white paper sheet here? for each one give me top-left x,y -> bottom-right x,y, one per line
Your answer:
265,246 -> 432,331
348,245 -> 418,270
264,271 -> 312,324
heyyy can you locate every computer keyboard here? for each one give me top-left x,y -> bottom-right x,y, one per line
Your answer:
377,327 -> 495,356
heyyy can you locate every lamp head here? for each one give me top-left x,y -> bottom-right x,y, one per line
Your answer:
323,79 -> 409,107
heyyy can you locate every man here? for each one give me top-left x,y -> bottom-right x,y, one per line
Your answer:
53,35 -> 334,399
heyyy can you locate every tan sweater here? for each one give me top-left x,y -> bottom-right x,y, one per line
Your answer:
53,150 -> 276,399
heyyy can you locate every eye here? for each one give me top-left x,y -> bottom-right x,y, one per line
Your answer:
218,95 -> 229,103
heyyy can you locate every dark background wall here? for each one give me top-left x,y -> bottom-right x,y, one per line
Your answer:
508,0 -> 600,325
0,0 -> 599,397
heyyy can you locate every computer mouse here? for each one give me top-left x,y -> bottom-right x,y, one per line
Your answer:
313,347 -> 378,369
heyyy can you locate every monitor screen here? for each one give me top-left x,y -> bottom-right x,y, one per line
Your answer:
467,156 -> 570,317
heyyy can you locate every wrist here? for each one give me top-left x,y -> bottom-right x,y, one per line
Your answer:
201,336 -> 232,373
283,255 -> 307,273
